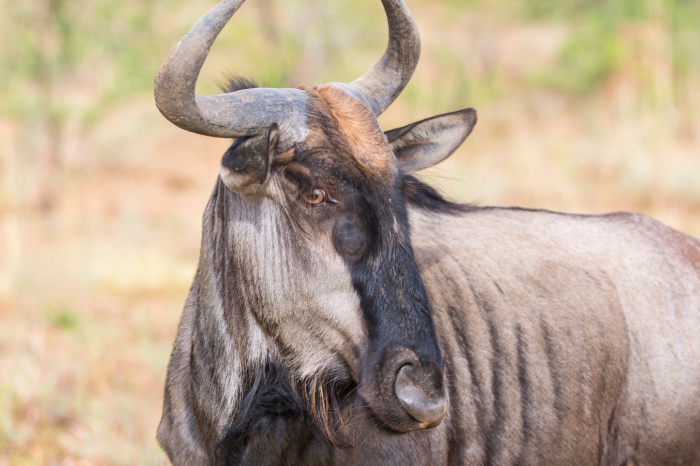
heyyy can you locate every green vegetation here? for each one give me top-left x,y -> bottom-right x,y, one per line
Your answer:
0,0 -> 181,116
521,0 -> 700,96
45,306 -> 79,330
1,0 -> 698,122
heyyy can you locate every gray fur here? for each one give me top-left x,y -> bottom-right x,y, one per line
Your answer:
159,184 -> 700,464
410,207 -> 700,465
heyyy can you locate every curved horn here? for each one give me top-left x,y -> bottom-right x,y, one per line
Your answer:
333,0 -> 421,117
155,0 -> 420,145
154,0 -> 310,149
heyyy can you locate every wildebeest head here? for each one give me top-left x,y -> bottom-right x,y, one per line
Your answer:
155,0 -> 476,438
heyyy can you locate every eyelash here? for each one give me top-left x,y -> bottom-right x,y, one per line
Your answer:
301,188 -> 327,206
300,188 -> 339,207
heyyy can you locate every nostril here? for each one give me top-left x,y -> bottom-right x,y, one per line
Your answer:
394,363 -> 447,427
360,346 -> 447,432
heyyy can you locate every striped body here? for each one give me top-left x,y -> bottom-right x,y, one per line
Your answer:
414,207 -> 700,465
159,199 -> 700,465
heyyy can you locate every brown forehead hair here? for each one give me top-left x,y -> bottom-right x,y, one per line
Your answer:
298,84 -> 398,186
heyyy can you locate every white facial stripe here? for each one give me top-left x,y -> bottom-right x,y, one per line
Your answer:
224,178 -> 368,379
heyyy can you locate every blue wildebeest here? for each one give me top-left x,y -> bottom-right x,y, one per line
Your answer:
153,0 -> 700,464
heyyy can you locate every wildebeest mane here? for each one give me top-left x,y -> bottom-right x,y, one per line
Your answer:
215,360 -> 358,465
402,175 -> 476,214
218,74 -> 260,94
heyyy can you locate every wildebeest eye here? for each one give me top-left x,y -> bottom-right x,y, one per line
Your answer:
301,189 -> 328,206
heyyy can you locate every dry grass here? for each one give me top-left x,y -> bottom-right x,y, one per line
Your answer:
1,0 -> 699,465
0,101 -> 227,465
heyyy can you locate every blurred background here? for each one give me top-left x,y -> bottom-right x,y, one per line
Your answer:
0,0 -> 698,464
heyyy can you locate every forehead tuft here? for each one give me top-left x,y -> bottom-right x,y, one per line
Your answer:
301,85 -> 397,183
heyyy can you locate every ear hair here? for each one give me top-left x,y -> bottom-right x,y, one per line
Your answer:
386,108 -> 477,174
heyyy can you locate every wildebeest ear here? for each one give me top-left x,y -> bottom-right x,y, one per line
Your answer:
219,123 -> 279,193
385,108 -> 477,173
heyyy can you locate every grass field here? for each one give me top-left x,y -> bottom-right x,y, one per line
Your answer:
1,0 -> 699,464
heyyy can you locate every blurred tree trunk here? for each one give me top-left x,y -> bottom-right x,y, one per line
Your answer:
0,121 -> 20,296
289,0 -> 328,86
256,0 -> 280,46
33,0 -> 65,211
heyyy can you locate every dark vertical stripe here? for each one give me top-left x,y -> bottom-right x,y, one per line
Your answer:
541,319 -> 563,423
484,306 -> 504,466
463,274 -> 505,466
212,179 -> 255,353
597,428 -> 605,465
442,266 -> 481,465
515,323 -> 531,465
492,279 -> 505,295
451,265 -> 485,408
449,303 -> 482,401
445,343 -> 467,466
